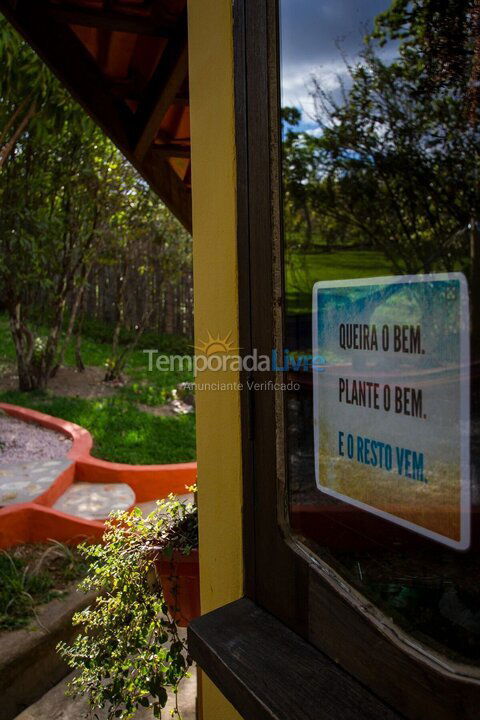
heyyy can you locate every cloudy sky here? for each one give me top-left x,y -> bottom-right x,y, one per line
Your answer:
280,0 -> 393,129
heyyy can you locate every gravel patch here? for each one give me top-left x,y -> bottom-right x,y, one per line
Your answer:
0,414 -> 72,465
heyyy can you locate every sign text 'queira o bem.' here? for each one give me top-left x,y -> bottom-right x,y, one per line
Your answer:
312,274 -> 470,550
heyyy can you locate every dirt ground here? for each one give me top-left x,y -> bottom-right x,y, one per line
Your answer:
0,366 -> 123,399
0,365 -> 193,417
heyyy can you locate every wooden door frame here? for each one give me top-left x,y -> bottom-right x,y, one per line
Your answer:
234,1 -> 480,718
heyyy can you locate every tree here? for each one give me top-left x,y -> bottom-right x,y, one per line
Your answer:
0,14 -> 76,168
282,0 -> 478,279
371,0 -> 480,355
282,107 -> 319,250
0,16 -> 193,391
0,114 -> 111,389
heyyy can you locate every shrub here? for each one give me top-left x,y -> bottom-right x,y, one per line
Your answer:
58,492 -> 198,720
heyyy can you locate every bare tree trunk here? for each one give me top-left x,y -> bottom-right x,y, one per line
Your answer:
51,268 -> 91,377
0,101 -> 36,169
303,202 -> 314,249
74,304 -> 86,372
104,264 -> 127,381
0,97 -> 30,147
165,282 -> 175,335
105,308 -> 154,382
8,305 -> 35,391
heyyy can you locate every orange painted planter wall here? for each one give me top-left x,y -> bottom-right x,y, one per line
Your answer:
0,403 -> 197,549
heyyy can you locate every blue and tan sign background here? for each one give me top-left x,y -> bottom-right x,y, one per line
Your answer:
312,273 -> 470,549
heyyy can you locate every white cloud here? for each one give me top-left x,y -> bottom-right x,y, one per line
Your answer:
281,59 -> 351,125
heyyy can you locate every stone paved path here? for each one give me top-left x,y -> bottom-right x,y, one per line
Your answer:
13,667 -> 197,720
0,460 -> 72,505
53,482 -> 136,520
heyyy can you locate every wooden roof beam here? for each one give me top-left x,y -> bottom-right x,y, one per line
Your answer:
0,0 -> 134,150
109,80 -> 188,106
151,143 -> 190,158
142,147 -> 192,232
46,4 -> 173,37
133,9 -> 188,162
109,77 -> 144,100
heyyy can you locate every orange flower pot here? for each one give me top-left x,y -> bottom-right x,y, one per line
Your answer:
155,549 -> 200,627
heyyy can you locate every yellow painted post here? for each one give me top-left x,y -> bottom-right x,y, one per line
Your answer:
188,1 -> 244,719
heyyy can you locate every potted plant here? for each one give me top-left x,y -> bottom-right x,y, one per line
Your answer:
58,490 -> 199,720
152,492 -> 200,627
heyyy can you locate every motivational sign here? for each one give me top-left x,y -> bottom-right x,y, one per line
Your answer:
312,274 -> 470,550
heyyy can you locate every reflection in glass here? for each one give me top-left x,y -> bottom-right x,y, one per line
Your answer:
280,0 -> 480,663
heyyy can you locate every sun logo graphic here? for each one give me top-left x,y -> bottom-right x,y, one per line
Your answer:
194,331 -> 239,357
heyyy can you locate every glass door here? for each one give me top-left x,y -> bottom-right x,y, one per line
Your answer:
280,0 -> 480,668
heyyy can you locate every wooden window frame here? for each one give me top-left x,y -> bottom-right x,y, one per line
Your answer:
190,2 -> 480,719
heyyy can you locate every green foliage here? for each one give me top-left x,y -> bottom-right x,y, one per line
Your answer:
79,319 -> 191,357
0,313 -> 196,464
0,17 -> 193,391
282,0 -> 478,276
0,392 -> 196,465
0,551 -> 53,630
0,542 -> 87,630
286,249 -> 393,315
58,494 -> 198,720
373,0 -> 474,91
0,12 -> 86,145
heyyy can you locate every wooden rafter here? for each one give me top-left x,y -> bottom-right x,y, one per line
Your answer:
109,76 -> 144,100
1,0 -> 134,149
46,3 -> 173,36
151,143 -> 190,158
109,79 -> 189,107
133,8 -> 188,162
142,146 -> 192,230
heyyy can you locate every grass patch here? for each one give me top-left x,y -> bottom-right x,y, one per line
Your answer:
0,392 -> 196,465
0,314 -> 196,464
0,541 -> 87,631
286,249 -> 394,314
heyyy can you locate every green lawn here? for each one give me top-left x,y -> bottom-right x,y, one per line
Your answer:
286,248 -> 394,314
0,392 -> 196,465
0,315 -> 196,465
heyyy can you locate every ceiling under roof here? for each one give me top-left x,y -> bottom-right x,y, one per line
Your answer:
0,0 -> 192,231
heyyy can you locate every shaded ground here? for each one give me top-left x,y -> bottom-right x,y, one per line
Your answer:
1,366 -> 193,415
0,366 -> 123,399
13,663 -> 197,720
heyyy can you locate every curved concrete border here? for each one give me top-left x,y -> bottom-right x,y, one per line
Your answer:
0,403 -> 197,548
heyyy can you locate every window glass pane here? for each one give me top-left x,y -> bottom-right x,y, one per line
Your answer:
280,0 -> 480,664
